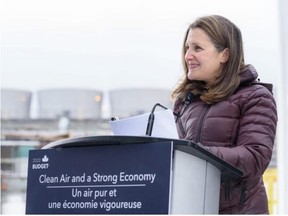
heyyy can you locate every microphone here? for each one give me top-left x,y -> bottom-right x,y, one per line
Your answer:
174,92 -> 194,122
184,92 -> 194,104
145,103 -> 168,136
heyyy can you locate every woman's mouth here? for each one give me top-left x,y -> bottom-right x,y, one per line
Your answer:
187,62 -> 199,69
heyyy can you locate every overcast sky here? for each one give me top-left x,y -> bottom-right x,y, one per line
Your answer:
1,0 -> 282,94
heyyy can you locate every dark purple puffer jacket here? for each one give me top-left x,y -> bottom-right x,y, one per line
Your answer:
173,65 -> 277,214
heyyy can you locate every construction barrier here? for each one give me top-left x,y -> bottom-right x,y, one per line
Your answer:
263,168 -> 278,214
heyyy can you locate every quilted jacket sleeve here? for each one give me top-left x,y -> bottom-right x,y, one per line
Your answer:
208,85 -> 277,180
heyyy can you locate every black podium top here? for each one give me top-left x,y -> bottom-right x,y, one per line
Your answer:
42,135 -> 243,181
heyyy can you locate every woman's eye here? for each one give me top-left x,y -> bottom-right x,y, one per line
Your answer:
194,46 -> 202,51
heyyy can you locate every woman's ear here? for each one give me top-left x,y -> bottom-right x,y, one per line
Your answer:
220,48 -> 229,63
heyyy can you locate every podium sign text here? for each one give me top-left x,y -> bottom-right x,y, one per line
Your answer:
26,141 -> 172,214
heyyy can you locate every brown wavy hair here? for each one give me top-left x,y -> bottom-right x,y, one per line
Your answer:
172,15 -> 245,104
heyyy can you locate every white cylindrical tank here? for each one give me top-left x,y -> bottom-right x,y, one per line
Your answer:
1,88 -> 32,119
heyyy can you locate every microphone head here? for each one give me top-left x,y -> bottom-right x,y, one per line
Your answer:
185,92 -> 194,104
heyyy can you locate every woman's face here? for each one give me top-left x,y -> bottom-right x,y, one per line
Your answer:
184,28 -> 228,87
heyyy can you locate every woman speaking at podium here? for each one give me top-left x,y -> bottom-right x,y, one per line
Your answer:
172,15 -> 277,214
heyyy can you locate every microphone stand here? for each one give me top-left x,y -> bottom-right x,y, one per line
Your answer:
145,103 -> 168,136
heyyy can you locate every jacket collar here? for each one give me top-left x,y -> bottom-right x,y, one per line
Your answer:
240,64 -> 258,85
240,64 -> 273,93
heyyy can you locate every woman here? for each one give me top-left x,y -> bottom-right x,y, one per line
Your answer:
172,15 -> 277,214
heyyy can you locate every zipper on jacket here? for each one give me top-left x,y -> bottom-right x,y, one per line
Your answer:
195,105 -> 210,143
240,185 -> 247,204
178,119 -> 186,137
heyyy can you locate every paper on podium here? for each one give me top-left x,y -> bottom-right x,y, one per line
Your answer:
109,109 -> 179,139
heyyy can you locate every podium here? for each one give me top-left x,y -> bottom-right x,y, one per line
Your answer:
26,135 -> 242,214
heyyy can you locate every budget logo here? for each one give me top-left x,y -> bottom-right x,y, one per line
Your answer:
32,155 -> 49,169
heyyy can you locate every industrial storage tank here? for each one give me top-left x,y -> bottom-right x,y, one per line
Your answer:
37,88 -> 103,120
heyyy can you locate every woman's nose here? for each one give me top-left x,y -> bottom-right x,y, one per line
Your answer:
185,49 -> 194,60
